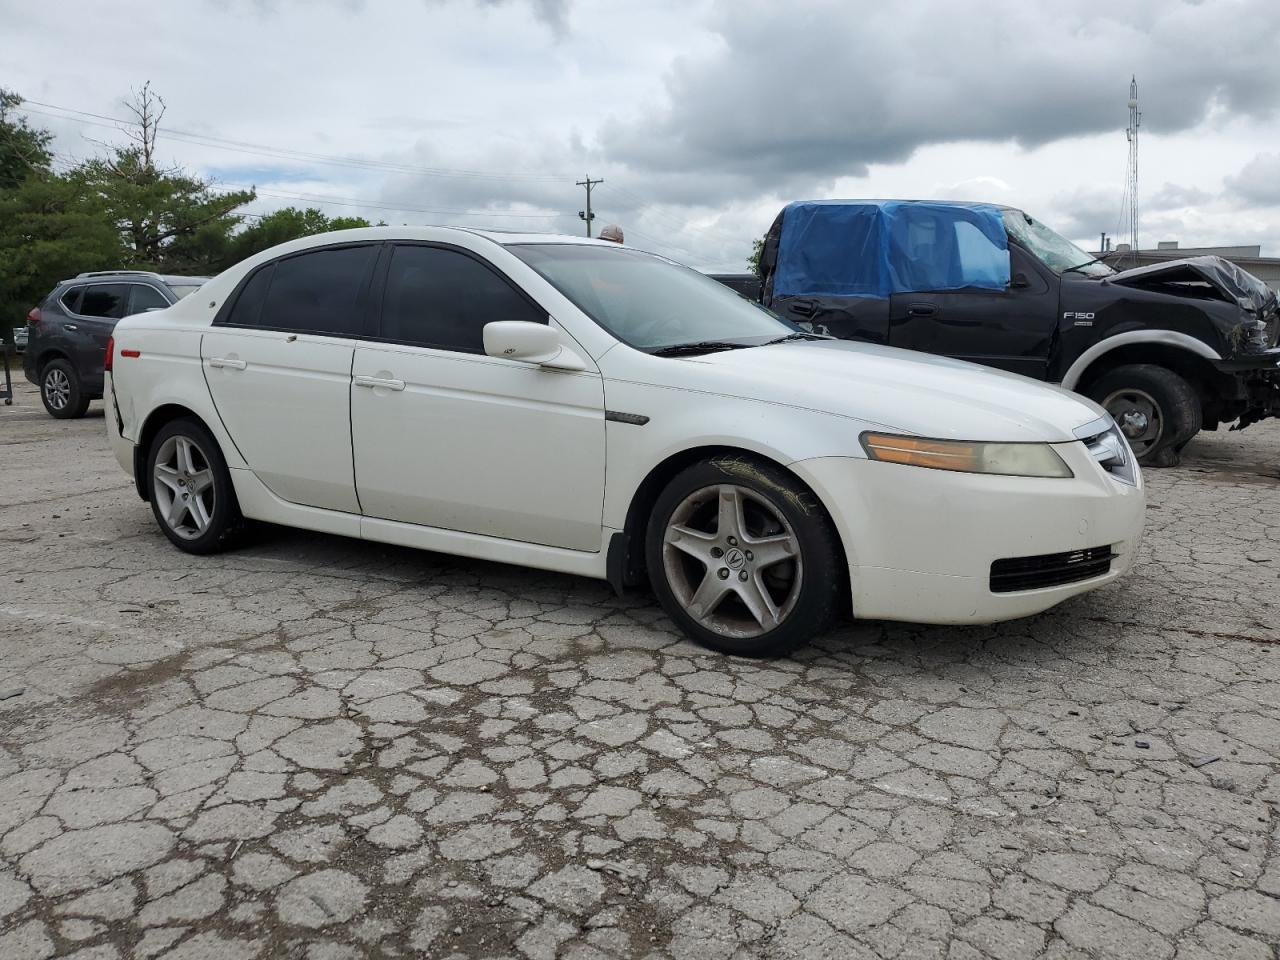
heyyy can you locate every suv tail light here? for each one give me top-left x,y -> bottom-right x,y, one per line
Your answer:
26,307 -> 41,325
104,336 -> 114,373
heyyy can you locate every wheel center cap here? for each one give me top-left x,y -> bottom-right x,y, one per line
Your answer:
1119,410 -> 1148,437
725,548 -> 746,570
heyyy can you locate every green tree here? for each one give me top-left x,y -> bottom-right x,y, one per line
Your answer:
0,173 -> 122,334
75,83 -> 254,274
0,88 -> 53,188
748,237 -> 764,277
221,206 -> 372,270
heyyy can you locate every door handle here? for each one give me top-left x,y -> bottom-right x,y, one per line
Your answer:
789,298 -> 819,318
207,357 -> 248,370
906,303 -> 938,318
64,324 -> 78,332
354,375 -> 406,391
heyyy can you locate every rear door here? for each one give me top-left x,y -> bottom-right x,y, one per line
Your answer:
201,243 -> 379,513
350,242 -> 605,551
71,284 -> 128,392
888,220 -> 1058,378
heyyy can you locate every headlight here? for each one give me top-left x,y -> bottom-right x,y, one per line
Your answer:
860,432 -> 1074,478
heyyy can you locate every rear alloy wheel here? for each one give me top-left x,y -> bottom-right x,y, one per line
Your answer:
41,359 -> 90,419
646,457 -> 841,656
147,417 -> 244,554
1087,363 -> 1201,467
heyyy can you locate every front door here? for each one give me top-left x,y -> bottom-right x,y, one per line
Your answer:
889,244 -> 1057,379
351,243 -> 606,552
201,243 -> 380,514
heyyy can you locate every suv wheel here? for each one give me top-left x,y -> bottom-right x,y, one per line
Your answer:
147,417 -> 245,554
41,359 -> 90,419
1087,363 -> 1201,467
646,456 -> 841,656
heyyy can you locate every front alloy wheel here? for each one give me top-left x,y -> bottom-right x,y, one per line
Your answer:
646,457 -> 841,656
662,484 -> 803,638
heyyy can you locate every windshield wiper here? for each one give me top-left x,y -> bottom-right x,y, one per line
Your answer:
649,340 -> 755,357
1062,257 -> 1110,275
762,332 -> 834,346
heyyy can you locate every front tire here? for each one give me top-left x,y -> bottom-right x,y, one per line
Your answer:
1086,363 -> 1201,467
645,456 -> 841,656
41,359 -> 90,419
147,417 -> 244,554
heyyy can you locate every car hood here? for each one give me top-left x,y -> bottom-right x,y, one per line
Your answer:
1107,255 -> 1276,315
659,340 -> 1108,442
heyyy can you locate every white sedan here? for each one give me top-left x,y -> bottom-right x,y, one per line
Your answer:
104,227 -> 1145,656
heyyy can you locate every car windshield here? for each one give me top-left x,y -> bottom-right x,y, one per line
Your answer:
1002,210 -> 1114,278
167,283 -> 205,300
507,244 -> 797,351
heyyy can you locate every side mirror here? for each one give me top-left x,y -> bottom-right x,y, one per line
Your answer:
483,321 -> 586,372
1010,272 -> 1030,289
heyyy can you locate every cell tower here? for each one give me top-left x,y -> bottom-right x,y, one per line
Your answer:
1124,76 -> 1141,263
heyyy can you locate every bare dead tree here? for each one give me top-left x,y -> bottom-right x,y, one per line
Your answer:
122,80 -> 166,173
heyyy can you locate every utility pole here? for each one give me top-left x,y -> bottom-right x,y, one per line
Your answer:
577,175 -> 603,237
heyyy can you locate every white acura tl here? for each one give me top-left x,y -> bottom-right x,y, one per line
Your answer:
104,227 -> 1144,655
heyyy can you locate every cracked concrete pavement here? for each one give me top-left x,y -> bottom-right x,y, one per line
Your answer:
1,379 -> 1278,960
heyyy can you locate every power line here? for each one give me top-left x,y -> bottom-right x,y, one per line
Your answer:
22,101 -> 570,183
24,97 -> 750,253
46,151 -> 564,224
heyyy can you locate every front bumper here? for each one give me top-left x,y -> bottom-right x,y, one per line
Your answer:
1217,348 -> 1280,430
1214,346 -> 1280,375
792,439 -> 1145,625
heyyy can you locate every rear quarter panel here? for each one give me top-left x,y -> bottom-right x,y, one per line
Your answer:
109,323 -> 246,469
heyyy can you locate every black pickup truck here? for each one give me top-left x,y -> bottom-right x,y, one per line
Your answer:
716,200 -> 1280,465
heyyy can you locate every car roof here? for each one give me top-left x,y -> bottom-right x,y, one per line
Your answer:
250,224 -> 629,249
60,272 -> 210,287
788,198 -> 1019,213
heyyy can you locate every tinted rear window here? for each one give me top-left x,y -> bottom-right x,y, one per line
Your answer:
59,288 -> 82,314
225,265 -> 273,327
127,284 -> 171,315
78,285 -> 127,319
260,246 -> 377,335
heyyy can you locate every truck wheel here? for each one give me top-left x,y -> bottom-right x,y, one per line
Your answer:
1086,364 -> 1201,467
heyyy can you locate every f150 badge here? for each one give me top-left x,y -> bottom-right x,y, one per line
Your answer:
1064,311 -> 1095,326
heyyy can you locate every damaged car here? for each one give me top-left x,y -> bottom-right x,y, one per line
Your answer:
749,200 -> 1280,465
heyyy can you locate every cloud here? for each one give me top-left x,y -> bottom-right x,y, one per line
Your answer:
1225,152 -> 1280,206
475,0 -> 571,32
601,0 -> 1280,200
1149,182 -> 1213,209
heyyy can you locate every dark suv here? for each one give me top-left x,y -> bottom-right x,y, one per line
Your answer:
23,271 -> 207,418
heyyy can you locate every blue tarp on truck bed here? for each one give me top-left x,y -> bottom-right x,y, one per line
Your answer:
772,200 -> 1010,299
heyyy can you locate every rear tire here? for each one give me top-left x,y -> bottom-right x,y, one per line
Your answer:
41,359 -> 90,419
147,417 -> 244,554
1086,363 -> 1201,467
645,456 -> 841,657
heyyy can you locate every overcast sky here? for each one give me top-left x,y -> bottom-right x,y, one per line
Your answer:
4,0 -> 1280,270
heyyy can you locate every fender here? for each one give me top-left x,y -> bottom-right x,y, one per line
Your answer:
1059,331 -> 1222,392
